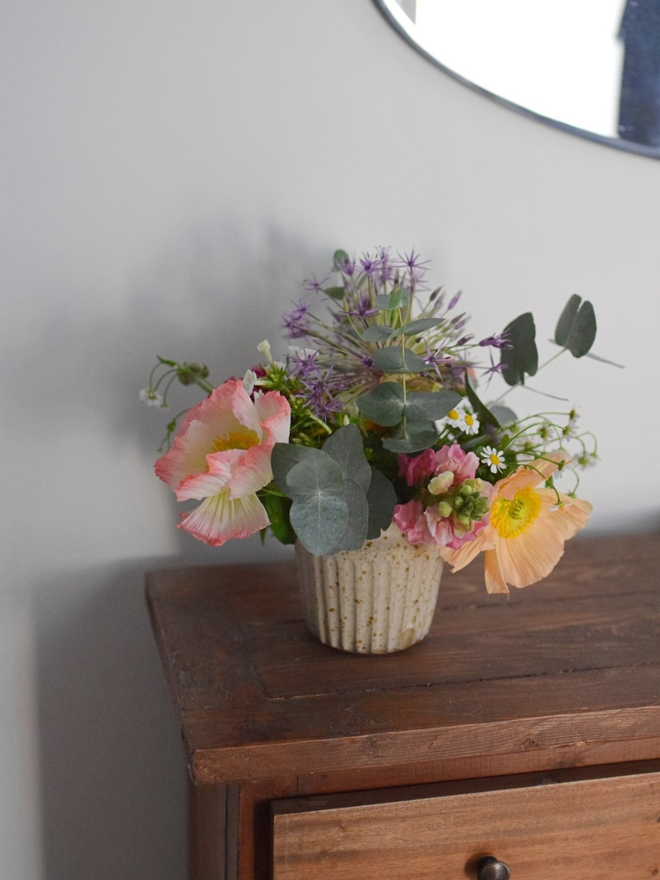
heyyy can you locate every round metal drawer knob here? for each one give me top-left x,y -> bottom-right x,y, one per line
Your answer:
477,856 -> 511,880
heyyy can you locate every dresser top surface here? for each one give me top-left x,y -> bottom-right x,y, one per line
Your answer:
146,532 -> 660,784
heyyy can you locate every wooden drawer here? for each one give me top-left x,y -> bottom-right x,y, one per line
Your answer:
272,770 -> 660,880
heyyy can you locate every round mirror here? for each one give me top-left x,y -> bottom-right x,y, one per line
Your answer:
375,0 -> 660,159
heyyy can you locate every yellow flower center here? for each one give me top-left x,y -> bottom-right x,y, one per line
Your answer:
490,486 -> 542,539
489,453 -> 501,466
448,409 -> 460,420
211,429 -> 260,453
465,413 -> 475,426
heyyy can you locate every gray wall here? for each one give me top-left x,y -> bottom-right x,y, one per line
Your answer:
2,1 -> 658,878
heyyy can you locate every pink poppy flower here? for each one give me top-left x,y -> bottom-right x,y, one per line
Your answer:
155,379 -> 290,546
440,456 -> 592,594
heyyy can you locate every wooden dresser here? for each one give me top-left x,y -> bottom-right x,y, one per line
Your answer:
146,532 -> 660,880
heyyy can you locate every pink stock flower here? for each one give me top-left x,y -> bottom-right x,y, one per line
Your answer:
394,444 -> 491,549
155,379 -> 290,546
398,443 -> 479,489
398,448 -> 436,486
433,443 -> 480,484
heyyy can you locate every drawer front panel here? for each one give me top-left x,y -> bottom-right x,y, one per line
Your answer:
273,772 -> 660,880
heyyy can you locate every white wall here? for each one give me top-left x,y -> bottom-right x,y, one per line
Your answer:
1,1 -> 658,878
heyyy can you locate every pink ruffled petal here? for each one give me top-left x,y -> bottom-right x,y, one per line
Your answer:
227,445 -> 274,499
178,491 -> 269,546
253,391 -> 291,445
229,382 -> 263,437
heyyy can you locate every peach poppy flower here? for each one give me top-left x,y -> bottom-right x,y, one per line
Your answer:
155,379 -> 290,546
440,456 -> 592,594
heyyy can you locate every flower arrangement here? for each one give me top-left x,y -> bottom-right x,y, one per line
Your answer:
143,247 -> 611,595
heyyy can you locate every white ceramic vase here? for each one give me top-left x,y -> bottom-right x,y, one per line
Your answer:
295,524 -> 444,654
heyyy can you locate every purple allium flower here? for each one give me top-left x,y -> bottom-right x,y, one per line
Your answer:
348,294 -> 379,320
289,349 -> 319,379
361,355 -> 374,368
303,274 -> 329,293
423,341 -> 454,379
282,302 -> 311,338
359,253 -> 384,279
479,332 -> 513,350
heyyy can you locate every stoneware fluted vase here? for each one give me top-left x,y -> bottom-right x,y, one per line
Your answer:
295,524 -> 444,654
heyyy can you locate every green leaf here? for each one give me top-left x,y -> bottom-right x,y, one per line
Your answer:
406,390 -> 462,423
271,443 -> 326,494
568,301 -> 597,357
464,370 -> 501,429
371,346 -> 426,374
374,294 -> 396,310
333,249 -> 350,270
383,430 -> 439,454
555,294 -> 581,346
323,286 -> 345,301
361,325 -> 394,342
389,318 -> 444,338
356,383 -> 404,426
333,480 -> 369,552
322,424 -> 371,493
388,287 -> 410,310
499,312 -> 538,386
290,493 -> 348,556
286,454 -> 344,501
260,493 -> 296,544
365,469 -> 397,539
490,405 -> 517,426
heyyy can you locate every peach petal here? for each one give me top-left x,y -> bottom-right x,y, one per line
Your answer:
440,525 -> 495,571
494,455 -> 564,501
495,510 -> 566,588
484,548 -> 510,595
227,445 -> 274,499
253,391 -> 291,445
178,492 -> 269,546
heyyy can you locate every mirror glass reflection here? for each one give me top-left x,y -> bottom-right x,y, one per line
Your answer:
378,0 -> 660,157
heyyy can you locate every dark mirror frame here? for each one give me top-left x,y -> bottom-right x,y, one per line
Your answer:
374,0 -> 660,160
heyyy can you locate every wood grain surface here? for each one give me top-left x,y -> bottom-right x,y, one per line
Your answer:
146,533 -> 660,786
272,770 -> 660,880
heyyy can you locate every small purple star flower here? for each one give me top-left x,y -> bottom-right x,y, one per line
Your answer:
348,294 -> 379,320
479,332 -> 513,350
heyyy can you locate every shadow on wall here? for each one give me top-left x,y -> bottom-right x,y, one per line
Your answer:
34,560 -> 188,880
14,219 -> 316,879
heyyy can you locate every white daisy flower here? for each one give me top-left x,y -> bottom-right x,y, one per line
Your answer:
481,445 -> 506,474
139,388 -> 165,408
462,411 -> 480,435
445,408 -> 465,429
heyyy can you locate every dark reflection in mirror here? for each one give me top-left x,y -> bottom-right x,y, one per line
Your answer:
376,0 -> 660,158
618,0 -> 660,146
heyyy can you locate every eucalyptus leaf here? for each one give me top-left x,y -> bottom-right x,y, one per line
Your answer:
383,430 -> 439,454
371,346 -> 426,374
271,443 -> 327,494
406,390 -> 462,423
555,294 -> 581,346
323,286 -> 345,301
365,469 -> 397,539
361,325 -> 394,342
389,317 -> 444,338
286,454 -> 345,501
499,312 -> 538,386
388,287 -> 410,310
333,249 -> 350,270
489,405 -> 518,426
290,493 -> 348,556
374,293 -> 397,310
568,301 -> 596,357
356,382 -> 404,426
333,480 -> 369,552
322,424 -> 371,493
464,370 -> 501,429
